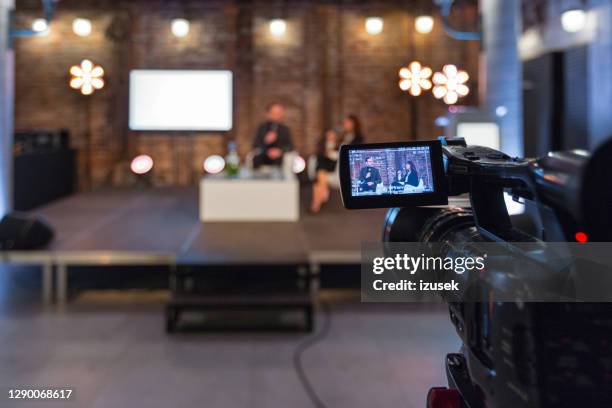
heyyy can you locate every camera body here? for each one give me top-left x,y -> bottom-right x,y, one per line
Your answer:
339,138 -> 612,407
340,137 -> 611,243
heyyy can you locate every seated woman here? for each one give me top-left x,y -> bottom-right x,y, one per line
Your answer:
402,160 -> 419,187
340,114 -> 364,145
310,115 -> 365,213
310,129 -> 340,213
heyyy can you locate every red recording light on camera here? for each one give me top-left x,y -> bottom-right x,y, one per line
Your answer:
575,231 -> 588,243
427,387 -> 462,408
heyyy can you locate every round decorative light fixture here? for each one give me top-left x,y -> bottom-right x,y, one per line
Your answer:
130,155 -> 154,175
69,59 -> 105,95
398,61 -> 432,96
32,18 -> 49,34
269,19 -> 287,37
365,17 -> 383,35
432,64 -> 469,105
415,15 -> 434,34
204,155 -> 226,174
72,18 -> 92,37
561,8 -> 587,33
171,18 -> 190,38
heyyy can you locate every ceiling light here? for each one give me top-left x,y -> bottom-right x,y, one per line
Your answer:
73,18 -> 92,37
32,18 -> 49,34
365,17 -> 383,35
269,19 -> 287,37
415,16 -> 434,34
171,19 -> 190,38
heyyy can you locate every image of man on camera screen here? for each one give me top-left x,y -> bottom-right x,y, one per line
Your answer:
357,156 -> 383,193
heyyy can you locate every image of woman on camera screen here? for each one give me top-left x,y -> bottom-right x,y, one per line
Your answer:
402,160 -> 419,187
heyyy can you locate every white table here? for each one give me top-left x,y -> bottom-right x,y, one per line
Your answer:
200,174 -> 300,222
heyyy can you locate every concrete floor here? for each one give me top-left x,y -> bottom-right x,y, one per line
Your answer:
0,267 -> 460,408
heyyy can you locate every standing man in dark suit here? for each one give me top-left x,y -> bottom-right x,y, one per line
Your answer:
252,102 -> 294,168
358,156 -> 382,192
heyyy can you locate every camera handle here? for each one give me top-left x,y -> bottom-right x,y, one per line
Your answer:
469,178 -> 533,243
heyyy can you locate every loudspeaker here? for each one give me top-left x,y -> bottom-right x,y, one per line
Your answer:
14,129 -> 70,154
0,212 -> 54,250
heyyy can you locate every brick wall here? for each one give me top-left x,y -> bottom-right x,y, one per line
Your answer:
13,0 -> 480,189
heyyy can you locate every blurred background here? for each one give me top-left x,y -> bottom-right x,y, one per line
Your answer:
0,0 -> 610,407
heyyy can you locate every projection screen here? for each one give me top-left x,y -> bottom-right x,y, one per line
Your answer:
129,70 -> 233,131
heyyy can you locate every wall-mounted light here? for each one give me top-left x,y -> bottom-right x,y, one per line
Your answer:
432,64 -> 469,105
365,17 -> 383,35
69,59 -> 105,95
269,19 -> 287,37
130,155 -> 154,175
32,18 -> 49,34
72,18 -> 92,37
415,15 -> 434,34
561,8 -> 587,33
398,61 -> 432,96
171,18 -> 190,38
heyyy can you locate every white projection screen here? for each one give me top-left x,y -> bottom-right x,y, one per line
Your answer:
129,70 -> 233,131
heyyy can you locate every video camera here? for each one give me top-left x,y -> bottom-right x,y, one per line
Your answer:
339,138 -> 612,408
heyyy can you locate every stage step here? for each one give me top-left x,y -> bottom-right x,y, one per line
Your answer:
166,264 -> 316,333
169,293 -> 312,307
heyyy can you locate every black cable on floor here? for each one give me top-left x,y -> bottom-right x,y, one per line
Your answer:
293,301 -> 332,408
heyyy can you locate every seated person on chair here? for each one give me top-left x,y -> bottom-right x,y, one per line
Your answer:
310,129 -> 339,213
402,160 -> 419,187
340,114 -> 365,145
310,114 -> 365,213
252,102 -> 294,168
358,157 -> 382,193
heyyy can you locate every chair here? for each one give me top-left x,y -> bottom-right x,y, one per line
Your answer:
403,179 -> 425,194
245,150 -> 298,179
307,155 -> 340,189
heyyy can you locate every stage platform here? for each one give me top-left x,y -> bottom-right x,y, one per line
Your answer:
4,186 -> 387,305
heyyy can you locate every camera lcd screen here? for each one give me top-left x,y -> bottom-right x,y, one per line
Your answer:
348,145 -> 435,197
339,141 -> 447,209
